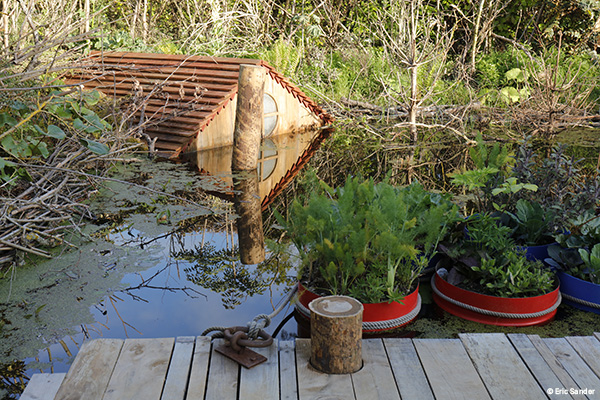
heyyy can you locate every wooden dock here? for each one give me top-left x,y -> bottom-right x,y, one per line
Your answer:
22,333 -> 600,400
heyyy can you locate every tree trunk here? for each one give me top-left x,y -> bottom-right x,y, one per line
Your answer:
471,0 -> 485,72
83,0 -> 90,33
142,0 -> 148,43
2,0 -> 9,55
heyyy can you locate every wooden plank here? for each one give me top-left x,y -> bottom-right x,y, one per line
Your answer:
414,338 -> 491,400
542,338 -> 600,397
53,338 -> 123,400
20,373 -> 65,400
595,332 -> 600,342
460,333 -> 546,400
508,334 -> 578,400
279,341 -> 298,400
103,338 -> 174,400
567,336 -> 600,377
204,339 -> 239,400
185,336 -> 212,400
239,340 -> 279,400
351,339 -> 400,400
161,337 -> 195,400
528,335 -> 584,398
383,338 -> 434,400
295,338 -> 355,400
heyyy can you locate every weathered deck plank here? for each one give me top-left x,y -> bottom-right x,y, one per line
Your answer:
161,336 -> 195,400
33,333 -> 600,400
528,335 -> 585,397
239,340 -> 279,400
279,341 -> 298,400
460,333 -> 546,400
414,338 -> 491,400
565,336 -> 600,377
102,338 -> 174,400
53,338 -> 123,400
508,334 -> 579,400
295,338 -> 355,400
186,336 -> 211,400
383,338 -> 434,400
351,339 -> 400,400
204,339 -> 239,400
542,338 -> 600,397
185,336 -> 212,400
20,373 -> 65,400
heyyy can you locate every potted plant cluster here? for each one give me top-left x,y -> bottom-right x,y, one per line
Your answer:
277,175 -> 458,332
545,211 -> 600,314
449,135 -> 592,261
433,213 -> 560,326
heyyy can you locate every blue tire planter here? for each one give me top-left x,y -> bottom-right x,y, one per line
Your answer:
518,243 -> 554,262
557,270 -> 600,314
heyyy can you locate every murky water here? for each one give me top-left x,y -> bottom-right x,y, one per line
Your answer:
1,127 -> 600,398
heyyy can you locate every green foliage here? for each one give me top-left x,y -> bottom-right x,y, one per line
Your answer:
472,250 -> 555,297
556,211 -> 600,249
451,133 -> 537,213
503,199 -> 557,246
441,213 -> 556,297
547,244 -> 600,284
511,140 -> 600,227
261,39 -> 303,80
0,89 -> 112,182
278,176 -> 458,303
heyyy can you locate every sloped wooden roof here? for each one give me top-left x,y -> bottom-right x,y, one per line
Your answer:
63,51 -> 333,157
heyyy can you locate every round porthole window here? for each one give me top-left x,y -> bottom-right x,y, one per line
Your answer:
263,93 -> 278,137
257,139 -> 278,181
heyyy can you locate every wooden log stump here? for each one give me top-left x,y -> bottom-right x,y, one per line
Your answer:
309,296 -> 363,374
232,64 -> 266,171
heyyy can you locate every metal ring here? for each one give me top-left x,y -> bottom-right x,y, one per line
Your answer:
223,326 -> 273,348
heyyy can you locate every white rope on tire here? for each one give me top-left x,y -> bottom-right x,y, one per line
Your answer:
294,294 -> 421,331
561,292 -> 600,309
430,275 -> 561,319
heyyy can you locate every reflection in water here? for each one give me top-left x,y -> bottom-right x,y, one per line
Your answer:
183,127 -> 332,208
233,170 -> 265,265
0,129 -> 328,397
175,243 -> 295,309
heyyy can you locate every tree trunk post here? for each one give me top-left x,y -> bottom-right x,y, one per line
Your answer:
233,170 -> 265,265
309,296 -> 363,374
231,64 -> 265,171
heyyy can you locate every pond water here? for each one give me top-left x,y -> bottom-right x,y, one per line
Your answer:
1,127 -> 600,398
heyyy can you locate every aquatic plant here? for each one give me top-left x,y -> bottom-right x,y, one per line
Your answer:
439,213 -> 556,297
277,176 -> 458,303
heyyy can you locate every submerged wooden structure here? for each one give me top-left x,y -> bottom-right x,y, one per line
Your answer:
23,333 -> 600,399
63,52 -> 333,158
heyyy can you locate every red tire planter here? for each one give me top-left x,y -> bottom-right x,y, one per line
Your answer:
295,282 -> 421,333
557,270 -> 600,315
431,272 -> 561,327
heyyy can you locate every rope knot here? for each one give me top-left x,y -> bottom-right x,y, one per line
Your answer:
248,314 -> 271,339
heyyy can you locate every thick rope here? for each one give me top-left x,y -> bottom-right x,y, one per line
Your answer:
202,285 -> 298,339
430,275 -> 562,319
294,294 -> 422,331
561,292 -> 600,309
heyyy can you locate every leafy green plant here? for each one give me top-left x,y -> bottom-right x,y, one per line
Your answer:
500,199 -> 557,246
450,134 -> 537,213
277,176 -> 458,304
499,67 -> 530,105
555,211 -> 600,249
439,213 -> 556,297
547,244 -> 600,284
